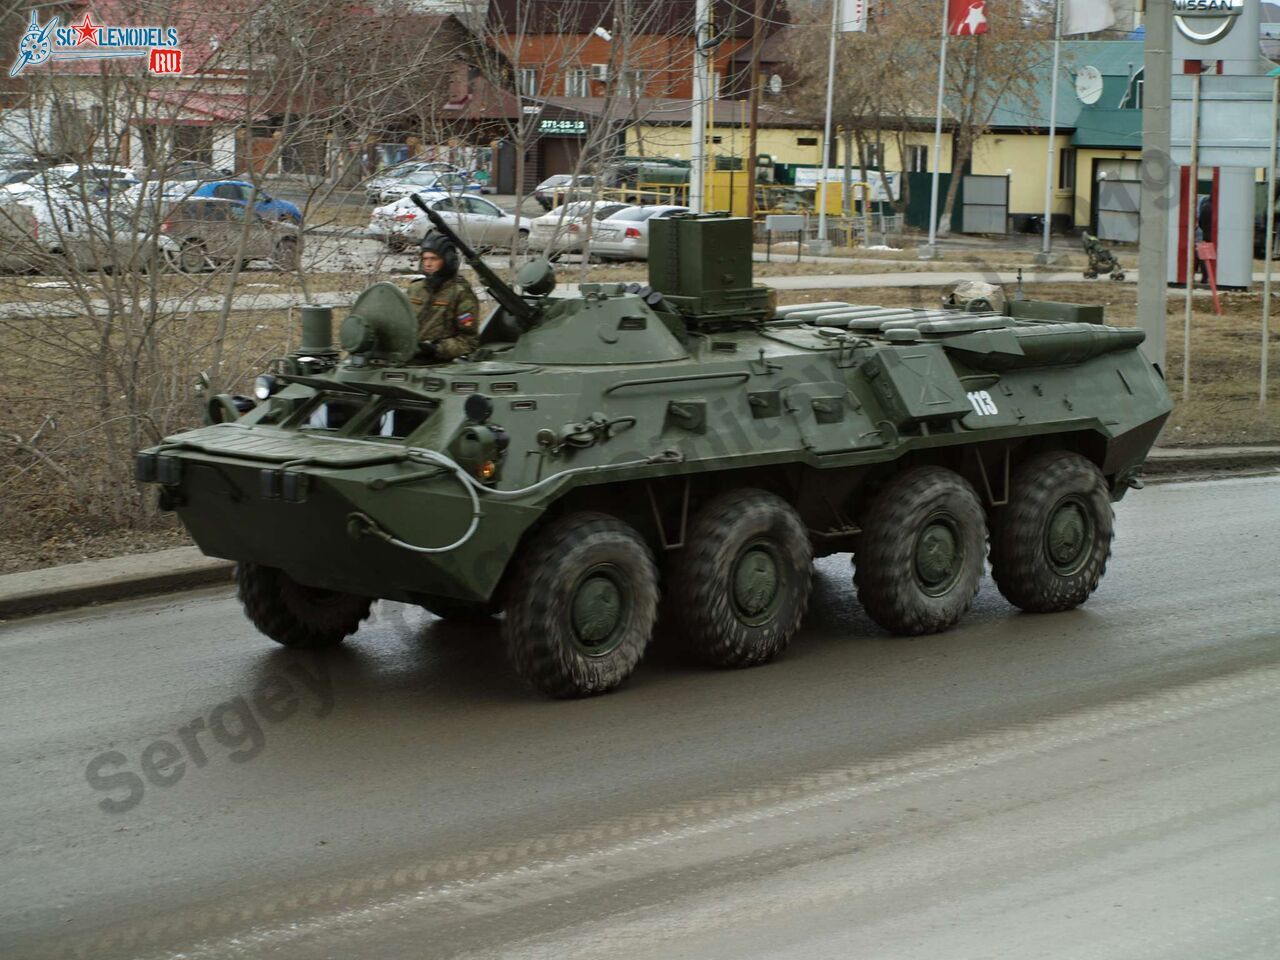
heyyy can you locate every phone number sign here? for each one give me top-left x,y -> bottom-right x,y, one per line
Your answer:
539,118 -> 588,136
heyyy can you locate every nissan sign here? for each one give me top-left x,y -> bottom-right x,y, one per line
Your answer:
1173,0 -> 1242,43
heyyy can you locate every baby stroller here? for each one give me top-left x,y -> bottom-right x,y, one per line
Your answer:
1081,232 -> 1125,281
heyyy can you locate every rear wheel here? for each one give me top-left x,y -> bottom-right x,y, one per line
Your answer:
273,237 -> 299,270
504,512 -> 658,698
989,451 -> 1113,612
237,562 -> 371,648
853,466 -> 986,636
667,489 -> 812,667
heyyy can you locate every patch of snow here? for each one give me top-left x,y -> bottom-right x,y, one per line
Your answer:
865,245 -> 903,252
28,281 -> 73,289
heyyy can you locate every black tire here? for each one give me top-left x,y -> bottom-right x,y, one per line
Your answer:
273,238 -> 299,271
420,595 -> 495,621
667,489 -> 812,668
177,240 -> 206,273
504,512 -> 658,698
989,451 -> 1113,613
237,562 -> 372,648
853,466 -> 986,636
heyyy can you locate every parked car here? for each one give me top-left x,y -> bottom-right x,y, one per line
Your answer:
363,161 -> 460,204
373,171 -> 481,206
158,197 -> 301,272
60,204 -> 177,274
526,200 -> 630,258
1,163 -> 139,201
188,180 -> 303,225
533,174 -> 596,211
0,199 -> 44,272
368,192 -> 525,252
588,204 -> 690,261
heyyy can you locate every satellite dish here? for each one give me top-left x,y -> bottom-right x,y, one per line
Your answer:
1075,65 -> 1103,105
768,74 -> 782,95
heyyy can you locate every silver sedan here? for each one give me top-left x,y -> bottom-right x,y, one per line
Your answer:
587,204 -> 690,261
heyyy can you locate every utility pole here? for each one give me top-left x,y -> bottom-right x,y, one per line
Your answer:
690,0 -> 711,213
1137,0 -> 1172,369
746,0 -> 764,220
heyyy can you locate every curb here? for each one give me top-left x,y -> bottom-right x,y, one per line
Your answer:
0,547 -> 233,620
1,449 -> 1277,620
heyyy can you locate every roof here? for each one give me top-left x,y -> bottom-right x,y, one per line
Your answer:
1070,108 -> 1142,148
986,40 -> 1144,131
534,96 -> 808,127
144,90 -> 267,123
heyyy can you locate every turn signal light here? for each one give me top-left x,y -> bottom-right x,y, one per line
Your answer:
479,460 -> 497,481
624,226 -> 641,239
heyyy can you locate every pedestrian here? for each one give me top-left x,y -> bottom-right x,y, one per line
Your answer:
406,233 -> 480,362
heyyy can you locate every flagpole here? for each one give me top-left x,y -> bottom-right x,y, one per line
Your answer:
923,0 -> 949,260
815,0 -> 840,254
1037,0 -> 1063,264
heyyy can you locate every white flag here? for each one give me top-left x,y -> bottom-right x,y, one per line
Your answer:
840,0 -> 868,32
1062,0 -> 1116,36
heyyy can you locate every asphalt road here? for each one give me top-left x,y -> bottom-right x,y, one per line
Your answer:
2,476 -> 1278,960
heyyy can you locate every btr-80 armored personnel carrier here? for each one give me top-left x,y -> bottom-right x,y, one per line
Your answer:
137,203 -> 1172,697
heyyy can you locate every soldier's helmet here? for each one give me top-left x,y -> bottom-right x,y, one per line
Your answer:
418,231 -> 460,278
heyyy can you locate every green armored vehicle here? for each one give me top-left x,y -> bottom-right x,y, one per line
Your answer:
137,203 -> 1172,697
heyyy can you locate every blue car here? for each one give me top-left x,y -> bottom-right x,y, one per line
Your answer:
192,180 -> 302,225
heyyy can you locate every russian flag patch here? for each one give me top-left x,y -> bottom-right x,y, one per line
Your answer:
457,311 -> 476,330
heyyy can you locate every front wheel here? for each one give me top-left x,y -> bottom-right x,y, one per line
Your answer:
853,466 -> 986,636
989,451 -> 1113,613
504,513 -> 658,698
237,563 -> 371,648
176,240 -> 207,273
666,489 -> 812,667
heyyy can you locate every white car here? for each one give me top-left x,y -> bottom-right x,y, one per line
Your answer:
368,193 -> 525,252
588,204 -> 690,261
373,171 -> 480,206
2,163 -> 139,201
363,161 -> 459,204
526,200 -> 630,258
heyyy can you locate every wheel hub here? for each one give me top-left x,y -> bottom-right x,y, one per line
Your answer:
915,519 -> 960,595
1046,499 -> 1091,574
571,569 -> 624,653
732,544 -> 780,622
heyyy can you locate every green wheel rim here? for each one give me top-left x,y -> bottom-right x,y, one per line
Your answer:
914,513 -> 963,597
1044,496 -> 1094,576
731,539 -> 783,626
569,564 -> 629,656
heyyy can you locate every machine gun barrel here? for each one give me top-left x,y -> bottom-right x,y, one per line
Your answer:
410,193 -> 536,326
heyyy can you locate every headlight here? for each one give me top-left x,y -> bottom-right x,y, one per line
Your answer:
253,373 -> 278,401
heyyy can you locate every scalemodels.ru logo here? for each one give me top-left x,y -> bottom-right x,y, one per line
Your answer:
9,10 -> 184,78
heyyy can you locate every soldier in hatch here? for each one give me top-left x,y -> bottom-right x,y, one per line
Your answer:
407,232 -> 480,362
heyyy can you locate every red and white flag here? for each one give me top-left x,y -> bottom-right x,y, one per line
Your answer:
948,0 -> 989,35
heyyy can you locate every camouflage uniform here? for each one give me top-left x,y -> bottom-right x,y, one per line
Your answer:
407,274 -> 481,361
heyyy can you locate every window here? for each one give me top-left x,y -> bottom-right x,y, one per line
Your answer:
565,69 -> 589,97
796,137 -> 818,147
302,396 -> 366,431
1058,148 -> 1076,191
1132,79 -> 1144,109
462,196 -> 500,216
906,145 -> 928,173
618,69 -> 645,97
518,68 -> 538,96
370,403 -> 434,440
864,142 -> 884,169
710,71 -> 721,99
212,183 -> 243,201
